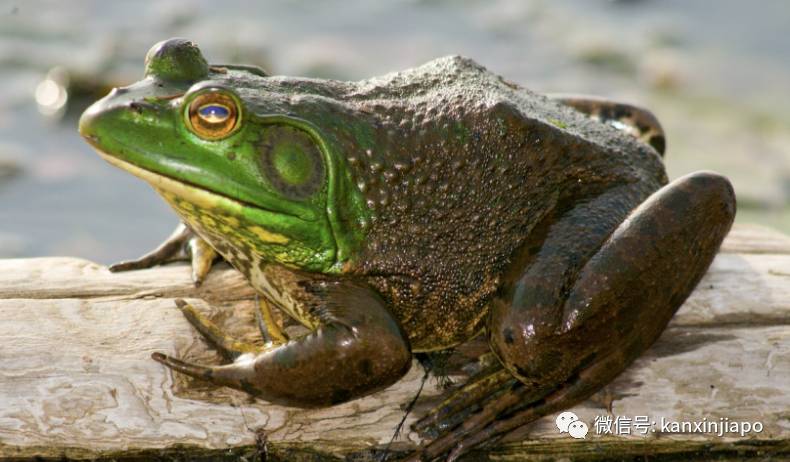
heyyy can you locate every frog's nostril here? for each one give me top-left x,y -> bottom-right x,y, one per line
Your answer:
109,87 -> 129,97
129,102 -> 142,114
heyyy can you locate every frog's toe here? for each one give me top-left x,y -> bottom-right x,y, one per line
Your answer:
109,223 -> 192,272
175,299 -> 262,361
152,351 -> 214,380
108,222 -> 222,286
254,296 -> 289,346
441,349 -> 641,462
413,367 -> 515,439
151,351 -> 260,393
405,379 -> 549,462
407,350 -> 634,462
187,235 -> 218,287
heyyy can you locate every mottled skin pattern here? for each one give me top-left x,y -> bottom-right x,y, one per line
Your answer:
79,39 -> 736,461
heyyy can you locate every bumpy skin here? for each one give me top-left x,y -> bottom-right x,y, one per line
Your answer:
80,39 -> 736,461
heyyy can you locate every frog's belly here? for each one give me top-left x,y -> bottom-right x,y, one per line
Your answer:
250,256 -> 492,352
252,260 -> 490,352
367,276 -> 498,353
404,313 -> 488,353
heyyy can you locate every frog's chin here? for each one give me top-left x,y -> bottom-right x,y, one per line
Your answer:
94,150 -> 239,213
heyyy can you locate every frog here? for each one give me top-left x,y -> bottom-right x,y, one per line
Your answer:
79,38 -> 735,461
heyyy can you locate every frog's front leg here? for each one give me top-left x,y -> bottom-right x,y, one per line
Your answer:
153,280 -> 412,407
409,171 -> 735,462
109,222 -> 218,286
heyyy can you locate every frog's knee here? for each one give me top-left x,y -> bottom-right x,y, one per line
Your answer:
673,171 -> 735,217
642,170 -> 735,236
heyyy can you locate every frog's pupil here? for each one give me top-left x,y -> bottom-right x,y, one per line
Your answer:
198,104 -> 229,123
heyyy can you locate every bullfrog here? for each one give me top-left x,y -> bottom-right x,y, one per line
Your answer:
79,38 -> 735,461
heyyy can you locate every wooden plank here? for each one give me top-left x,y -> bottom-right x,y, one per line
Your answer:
719,223 -> 790,255
0,257 -> 256,302
0,223 -> 788,461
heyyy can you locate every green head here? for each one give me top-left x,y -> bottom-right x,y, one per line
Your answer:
79,38 -> 369,273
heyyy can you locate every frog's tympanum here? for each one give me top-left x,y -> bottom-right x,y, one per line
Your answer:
80,39 -> 735,460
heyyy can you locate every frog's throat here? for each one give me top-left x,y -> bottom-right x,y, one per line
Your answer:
94,150 -> 290,245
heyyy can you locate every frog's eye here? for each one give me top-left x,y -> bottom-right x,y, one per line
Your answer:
186,91 -> 240,140
258,125 -> 325,200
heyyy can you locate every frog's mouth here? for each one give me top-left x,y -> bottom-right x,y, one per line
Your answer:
95,150 -> 295,249
94,149 -> 295,223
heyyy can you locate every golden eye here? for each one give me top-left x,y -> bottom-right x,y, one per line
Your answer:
187,91 -> 240,140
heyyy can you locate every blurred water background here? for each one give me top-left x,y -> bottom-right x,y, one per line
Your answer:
0,0 -> 789,264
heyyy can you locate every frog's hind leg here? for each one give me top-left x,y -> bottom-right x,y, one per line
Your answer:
406,171 -> 735,462
549,93 -> 666,156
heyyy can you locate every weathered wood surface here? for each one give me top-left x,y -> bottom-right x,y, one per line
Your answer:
0,223 -> 788,461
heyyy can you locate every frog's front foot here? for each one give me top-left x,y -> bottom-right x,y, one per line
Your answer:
152,281 -> 412,407
109,222 -> 218,286
407,172 -> 735,462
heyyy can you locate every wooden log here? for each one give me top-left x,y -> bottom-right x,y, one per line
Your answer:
0,223 -> 788,461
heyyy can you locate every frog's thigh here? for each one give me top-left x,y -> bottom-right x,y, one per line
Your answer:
490,171 -> 735,402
